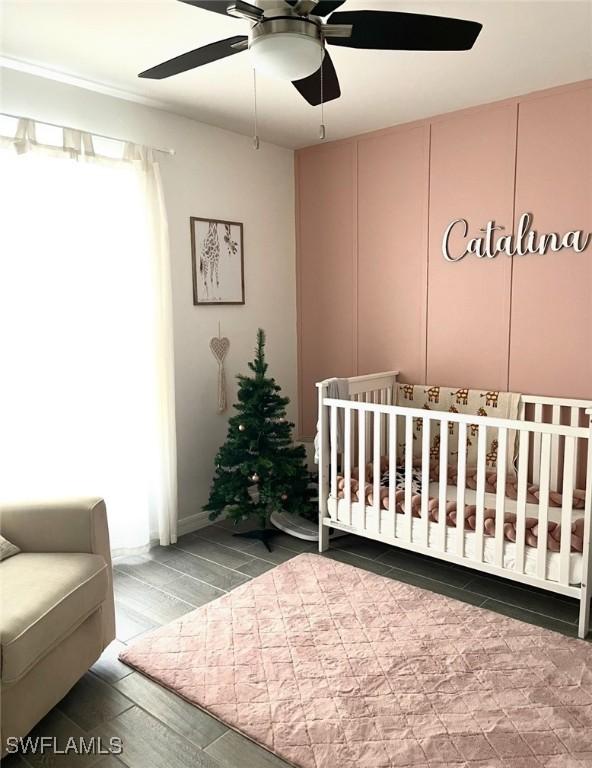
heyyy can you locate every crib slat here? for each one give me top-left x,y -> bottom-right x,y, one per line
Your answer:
351,404 -> 357,481
365,394 -> 372,457
580,425 -> 592,639
456,422 -> 467,557
405,415 -> 413,541
330,405 -> 338,500
475,425 -> 487,563
536,433 -> 551,580
438,421 -> 448,552
551,404 -> 561,490
559,436 -> 576,586
515,430 -> 529,574
374,410 -> 381,533
318,384 -> 329,552
380,389 -> 387,455
533,403 -> 543,482
382,390 -> 390,479
570,407 -> 580,489
494,427 -> 508,567
344,407 -> 352,526
388,412 -> 397,538
359,408 -> 366,533
421,418 -> 430,546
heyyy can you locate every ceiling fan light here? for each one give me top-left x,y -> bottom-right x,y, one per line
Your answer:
250,33 -> 324,81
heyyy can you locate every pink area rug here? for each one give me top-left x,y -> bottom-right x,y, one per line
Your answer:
120,553 -> 592,768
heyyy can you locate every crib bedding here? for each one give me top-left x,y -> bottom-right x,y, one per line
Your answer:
338,463 -> 586,554
327,494 -> 583,586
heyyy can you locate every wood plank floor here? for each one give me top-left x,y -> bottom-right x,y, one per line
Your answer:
4,520 -> 586,768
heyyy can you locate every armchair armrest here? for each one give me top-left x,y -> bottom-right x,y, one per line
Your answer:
0,498 -> 111,560
0,498 -> 116,645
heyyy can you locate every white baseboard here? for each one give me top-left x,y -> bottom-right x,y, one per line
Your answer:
176,510 -> 213,537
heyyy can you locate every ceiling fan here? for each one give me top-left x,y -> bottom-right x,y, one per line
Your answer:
139,0 -> 482,106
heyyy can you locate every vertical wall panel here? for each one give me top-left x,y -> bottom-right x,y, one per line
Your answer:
509,86 -> 592,398
357,125 -> 430,381
296,142 -> 357,438
426,104 -> 517,389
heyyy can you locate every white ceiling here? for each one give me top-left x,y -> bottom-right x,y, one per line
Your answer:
1,0 -> 591,148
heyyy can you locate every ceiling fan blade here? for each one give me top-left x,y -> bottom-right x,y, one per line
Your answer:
177,0 -> 234,16
312,1 -> 345,16
292,50 -> 341,106
326,10 -> 482,51
139,36 -> 248,79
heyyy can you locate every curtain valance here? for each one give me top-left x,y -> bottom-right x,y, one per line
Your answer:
0,115 -> 167,168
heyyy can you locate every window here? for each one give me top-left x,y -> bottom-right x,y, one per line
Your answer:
0,123 -> 177,551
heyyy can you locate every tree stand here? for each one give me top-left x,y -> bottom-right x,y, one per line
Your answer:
232,527 -> 283,553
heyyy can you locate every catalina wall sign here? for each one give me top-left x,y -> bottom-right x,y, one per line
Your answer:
442,212 -> 591,262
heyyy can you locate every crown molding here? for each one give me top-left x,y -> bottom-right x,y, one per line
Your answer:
0,55 -> 178,113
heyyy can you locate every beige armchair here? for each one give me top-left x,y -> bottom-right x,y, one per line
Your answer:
0,498 -> 115,754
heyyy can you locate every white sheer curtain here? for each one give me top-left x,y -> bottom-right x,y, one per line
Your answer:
0,117 -> 178,552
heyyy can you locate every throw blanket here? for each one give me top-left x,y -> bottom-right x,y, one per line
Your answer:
313,378 -> 349,464
396,383 -> 521,472
336,459 -> 586,553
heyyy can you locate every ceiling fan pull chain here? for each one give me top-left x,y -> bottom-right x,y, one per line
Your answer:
319,43 -> 326,140
252,68 -> 260,150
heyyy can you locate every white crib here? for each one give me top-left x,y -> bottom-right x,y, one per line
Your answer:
317,371 -> 592,638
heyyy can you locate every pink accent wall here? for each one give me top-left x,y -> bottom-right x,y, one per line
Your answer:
296,81 -> 592,438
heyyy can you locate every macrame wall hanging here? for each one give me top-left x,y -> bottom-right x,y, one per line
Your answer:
209,323 -> 230,414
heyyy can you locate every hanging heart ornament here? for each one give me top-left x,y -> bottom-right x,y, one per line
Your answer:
209,336 -> 229,364
210,336 -> 230,414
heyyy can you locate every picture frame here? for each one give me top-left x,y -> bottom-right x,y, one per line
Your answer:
190,216 -> 245,305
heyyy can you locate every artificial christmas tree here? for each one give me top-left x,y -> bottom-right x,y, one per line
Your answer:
204,328 -> 313,550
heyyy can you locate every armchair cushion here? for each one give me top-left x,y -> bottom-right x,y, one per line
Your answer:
0,535 -> 19,562
0,552 -> 109,684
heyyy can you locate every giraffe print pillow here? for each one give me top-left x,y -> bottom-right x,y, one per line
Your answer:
396,383 -> 522,474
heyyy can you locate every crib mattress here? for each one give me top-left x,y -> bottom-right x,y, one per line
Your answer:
328,482 -> 583,586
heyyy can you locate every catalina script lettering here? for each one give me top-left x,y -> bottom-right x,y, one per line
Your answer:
442,213 -> 591,262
